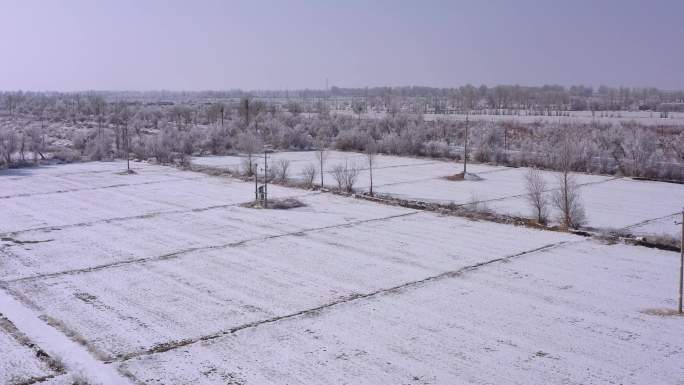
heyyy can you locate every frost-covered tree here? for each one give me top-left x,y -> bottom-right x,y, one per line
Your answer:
552,139 -> 586,229
524,168 -> 549,224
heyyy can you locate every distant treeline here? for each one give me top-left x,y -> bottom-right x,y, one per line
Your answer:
2,84 -> 684,115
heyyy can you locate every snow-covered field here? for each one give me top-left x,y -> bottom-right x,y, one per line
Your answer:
193,151 -> 684,238
119,241 -> 684,385
0,319 -> 58,384
1,161 -> 682,384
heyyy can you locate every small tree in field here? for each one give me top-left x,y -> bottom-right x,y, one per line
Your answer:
273,158 -> 291,182
552,139 -> 586,229
238,132 -> 262,176
524,168 -> 548,224
315,145 -> 329,188
366,139 -> 378,196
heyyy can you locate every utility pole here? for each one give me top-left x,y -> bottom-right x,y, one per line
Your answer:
264,149 -> 268,207
678,208 -> 683,314
463,115 -> 469,175
254,162 -> 258,202
263,146 -> 272,207
320,150 -> 324,188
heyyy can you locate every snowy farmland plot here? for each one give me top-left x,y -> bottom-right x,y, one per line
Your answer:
1,161 -> 683,384
193,151 -> 684,239
0,317 -> 60,385
119,241 -> 684,385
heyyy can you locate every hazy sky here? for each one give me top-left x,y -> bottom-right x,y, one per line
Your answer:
1,0 -> 683,91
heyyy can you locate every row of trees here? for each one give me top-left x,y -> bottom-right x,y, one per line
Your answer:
1,94 -> 682,181
3,85 -> 684,122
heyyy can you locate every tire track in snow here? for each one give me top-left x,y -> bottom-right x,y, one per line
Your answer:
3,210 -> 421,284
115,238 -> 582,363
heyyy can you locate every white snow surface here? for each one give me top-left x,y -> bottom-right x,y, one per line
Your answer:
1,160 -> 682,385
192,151 -> 684,235
118,240 -> 684,385
0,319 -> 56,384
0,288 -> 132,385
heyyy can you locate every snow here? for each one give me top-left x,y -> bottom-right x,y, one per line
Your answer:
5,208 -> 574,359
0,287 -> 133,385
118,240 -> 684,385
192,151 -> 684,235
0,319 -> 56,384
2,160 -> 682,384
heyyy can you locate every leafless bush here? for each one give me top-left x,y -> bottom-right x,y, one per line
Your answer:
273,158 -> 291,182
330,161 -> 361,192
524,168 -> 549,224
301,162 -> 318,187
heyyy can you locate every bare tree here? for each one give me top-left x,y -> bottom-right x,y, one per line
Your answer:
524,168 -> 549,224
366,140 -> 378,195
0,128 -> 17,166
238,132 -> 263,176
315,146 -> 329,188
301,163 -> 318,188
330,161 -> 361,193
273,158 -> 291,182
552,140 -> 586,229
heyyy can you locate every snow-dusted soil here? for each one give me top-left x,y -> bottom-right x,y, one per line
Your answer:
2,161 -> 682,385
118,240 -> 684,385
0,162 -> 304,235
4,205 -> 573,360
193,151 -> 684,236
0,317 -> 58,385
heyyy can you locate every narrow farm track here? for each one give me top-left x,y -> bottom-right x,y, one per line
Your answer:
114,238 -> 581,363
2,210 -> 421,284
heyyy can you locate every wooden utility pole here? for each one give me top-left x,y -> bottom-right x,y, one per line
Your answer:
679,208 -> 683,314
254,162 -> 258,202
463,116 -> 469,174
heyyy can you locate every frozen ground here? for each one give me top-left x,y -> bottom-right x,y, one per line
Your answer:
119,241 -> 684,385
1,161 -> 682,384
193,151 -> 684,236
0,316 -> 58,385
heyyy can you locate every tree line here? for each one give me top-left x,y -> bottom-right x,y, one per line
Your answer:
0,93 -> 682,182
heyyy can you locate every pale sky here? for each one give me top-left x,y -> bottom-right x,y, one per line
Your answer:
1,0 -> 682,91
